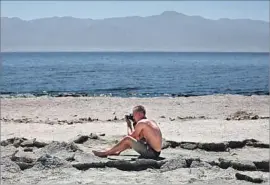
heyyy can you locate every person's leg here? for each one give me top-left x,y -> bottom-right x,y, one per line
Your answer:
92,136 -> 137,157
131,141 -> 159,159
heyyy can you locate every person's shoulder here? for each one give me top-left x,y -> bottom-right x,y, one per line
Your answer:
138,119 -> 154,126
137,119 -> 149,125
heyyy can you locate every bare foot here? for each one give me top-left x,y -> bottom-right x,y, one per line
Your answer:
92,150 -> 108,158
110,152 -> 120,156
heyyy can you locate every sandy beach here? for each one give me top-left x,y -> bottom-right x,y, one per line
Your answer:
1,95 -> 269,184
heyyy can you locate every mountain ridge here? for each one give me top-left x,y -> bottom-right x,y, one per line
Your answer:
1,11 -> 269,52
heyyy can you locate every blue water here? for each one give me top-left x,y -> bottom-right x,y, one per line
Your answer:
1,52 -> 269,97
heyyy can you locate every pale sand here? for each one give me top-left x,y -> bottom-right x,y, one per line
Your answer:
1,95 -> 269,142
1,95 -> 269,184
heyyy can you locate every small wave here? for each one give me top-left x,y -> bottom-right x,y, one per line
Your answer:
0,90 -> 268,98
94,87 -> 141,92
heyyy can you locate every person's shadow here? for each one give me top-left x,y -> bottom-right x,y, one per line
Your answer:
108,154 -> 165,161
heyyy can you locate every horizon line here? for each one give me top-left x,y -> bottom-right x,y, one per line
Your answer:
2,51 -> 269,54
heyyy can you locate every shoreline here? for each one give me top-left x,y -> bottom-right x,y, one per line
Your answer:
1,92 -> 269,99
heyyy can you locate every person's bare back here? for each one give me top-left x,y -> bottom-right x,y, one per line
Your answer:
136,119 -> 162,152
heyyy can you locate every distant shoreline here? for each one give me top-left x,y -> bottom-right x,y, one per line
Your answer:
2,51 -> 269,54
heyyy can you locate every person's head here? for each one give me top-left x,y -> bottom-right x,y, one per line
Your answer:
132,105 -> 146,122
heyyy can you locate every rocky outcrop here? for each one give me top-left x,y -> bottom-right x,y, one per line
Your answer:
162,138 -> 269,151
1,136 -> 269,185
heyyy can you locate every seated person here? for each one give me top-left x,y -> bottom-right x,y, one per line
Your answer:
93,105 -> 162,158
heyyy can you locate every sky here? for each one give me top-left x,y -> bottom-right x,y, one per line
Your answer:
1,1 -> 269,22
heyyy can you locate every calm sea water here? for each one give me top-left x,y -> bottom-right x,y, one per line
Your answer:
1,52 -> 269,97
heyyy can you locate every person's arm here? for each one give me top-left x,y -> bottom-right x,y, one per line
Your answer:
129,122 -> 143,140
125,117 -> 133,135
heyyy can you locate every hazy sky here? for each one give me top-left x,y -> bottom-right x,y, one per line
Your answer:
1,1 -> 269,21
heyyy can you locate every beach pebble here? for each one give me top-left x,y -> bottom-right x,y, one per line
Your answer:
169,117 -> 175,121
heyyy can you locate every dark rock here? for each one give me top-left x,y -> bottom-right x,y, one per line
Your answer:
253,161 -> 269,172
89,133 -> 99,140
20,138 -> 36,147
160,158 -> 187,172
208,160 -> 220,167
13,138 -> 27,148
88,117 -> 92,121
228,141 -> 245,149
67,121 -> 73,125
218,158 -> 257,171
16,162 -> 35,170
235,173 -> 264,183
73,162 -> 106,170
1,140 -> 11,146
106,159 -> 163,171
185,158 -> 200,167
169,118 -> 175,121
113,116 -> 118,120
160,116 -> 166,118
251,142 -> 270,148
231,161 -> 257,171
11,150 -> 36,164
177,116 -> 195,120
244,139 -> 259,145
164,140 -> 181,148
180,142 -> 198,150
99,133 -> 106,136
23,147 -> 33,152
161,139 -> 171,149
11,150 -> 36,170
251,115 -> 259,120
73,135 -> 89,144
198,142 -> 227,152
245,139 -> 269,148
218,158 -> 232,169
33,140 -> 48,148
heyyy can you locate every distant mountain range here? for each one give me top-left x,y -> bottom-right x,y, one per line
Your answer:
1,11 -> 269,52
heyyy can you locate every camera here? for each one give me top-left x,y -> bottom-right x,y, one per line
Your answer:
125,114 -> 134,122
